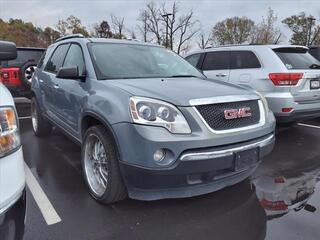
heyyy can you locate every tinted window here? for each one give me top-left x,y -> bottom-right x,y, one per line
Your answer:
230,51 -> 261,69
45,44 -> 70,73
7,49 -> 44,66
202,51 -> 229,70
309,48 -> 320,61
38,45 -> 55,68
89,43 -> 203,80
63,44 -> 85,75
274,48 -> 320,70
185,54 -> 201,67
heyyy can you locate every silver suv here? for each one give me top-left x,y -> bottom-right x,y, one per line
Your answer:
31,36 -> 275,203
185,45 -> 320,123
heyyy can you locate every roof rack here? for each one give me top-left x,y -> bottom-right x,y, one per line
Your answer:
55,34 -> 85,43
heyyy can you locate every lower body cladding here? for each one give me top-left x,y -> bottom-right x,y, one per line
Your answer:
0,190 -> 26,240
265,92 -> 320,123
113,123 -> 275,201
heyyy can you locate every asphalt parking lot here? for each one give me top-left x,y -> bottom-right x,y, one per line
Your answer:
16,99 -> 320,240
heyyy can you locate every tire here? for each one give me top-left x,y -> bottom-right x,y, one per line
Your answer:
20,62 -> 37,87
82,125 -> 127,204
31,97 -> 52,137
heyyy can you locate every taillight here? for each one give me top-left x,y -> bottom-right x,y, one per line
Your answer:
269,73 -> 303,86
0,68 -> 21,86
260,199 -> 288,211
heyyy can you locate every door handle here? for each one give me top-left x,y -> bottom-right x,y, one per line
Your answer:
216,73 -> 227,77
53,84 -> 60,89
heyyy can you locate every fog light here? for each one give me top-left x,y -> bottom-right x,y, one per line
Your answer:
153,149 -> 166,162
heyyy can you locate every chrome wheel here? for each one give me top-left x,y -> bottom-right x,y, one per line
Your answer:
84,134 -> 108,197
25,65 -> 36,83
31,101 -> 38,132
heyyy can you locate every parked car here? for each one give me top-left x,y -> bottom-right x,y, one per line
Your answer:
31,35 -> 275,203
185,45 -> 320,123
0,41 -> 26,240
0,47 -> 45,98
309,46 -> 320,61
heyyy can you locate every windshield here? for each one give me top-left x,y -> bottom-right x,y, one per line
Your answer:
89,42 -> 204,80
273,48 -> 320,70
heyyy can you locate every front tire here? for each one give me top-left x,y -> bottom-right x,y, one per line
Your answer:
31,97 -> 52,137
82,125 -> 127,204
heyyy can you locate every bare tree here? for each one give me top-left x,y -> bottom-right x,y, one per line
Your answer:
139,2 -> 163,44
176,11 -> 199,54
138,1 -> 199,53
111,14 -> 125,39
138,10 -> 149,42
197,30 -> 211,49
251,8 -> 281,44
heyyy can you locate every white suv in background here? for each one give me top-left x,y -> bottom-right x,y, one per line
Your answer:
0,41 -> 26,240
185,45 -> 320,123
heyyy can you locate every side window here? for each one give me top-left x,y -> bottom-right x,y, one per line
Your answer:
45,44 -> 70,73
63,44 -> 85,75
230,51 -> 261,69
202,51 -> 230,70
185,54 -> 201,68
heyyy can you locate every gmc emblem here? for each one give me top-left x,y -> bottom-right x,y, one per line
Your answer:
224,107 -> 252,120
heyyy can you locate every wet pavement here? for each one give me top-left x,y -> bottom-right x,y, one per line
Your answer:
16,100 -> 320,240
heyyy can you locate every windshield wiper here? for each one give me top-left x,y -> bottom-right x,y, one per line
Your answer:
309,64 -> 320,69
169,75 -> 200,78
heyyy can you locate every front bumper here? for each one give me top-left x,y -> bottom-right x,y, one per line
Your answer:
265,92 -> 320,122
119,133 -> 275,200
0,189 -> 26,240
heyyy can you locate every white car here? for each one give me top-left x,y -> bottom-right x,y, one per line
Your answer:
185,45 -> 320,123
0,41 -> 26,240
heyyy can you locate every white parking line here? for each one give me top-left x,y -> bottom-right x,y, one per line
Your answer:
24,162 -> 62,225
19,116 -> 31,120
298,123 -> 320,129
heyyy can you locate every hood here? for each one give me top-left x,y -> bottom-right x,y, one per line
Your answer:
107,77 -> 256,106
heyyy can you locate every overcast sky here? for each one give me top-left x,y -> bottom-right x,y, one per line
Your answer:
1,0 -> 320,42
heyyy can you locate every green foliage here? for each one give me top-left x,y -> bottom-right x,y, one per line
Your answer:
0,18 -> 47,47
56,15 -> 90,37
212,17 -> 255,46
282,12 -> 320,45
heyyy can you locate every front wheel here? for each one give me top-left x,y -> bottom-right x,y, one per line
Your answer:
31,97 -> 52,137
82,125 -> 127,204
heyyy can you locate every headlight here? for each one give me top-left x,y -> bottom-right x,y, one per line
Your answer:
0,107 -> 21,158
255,91 -> 269,112
129,97 -> 191,134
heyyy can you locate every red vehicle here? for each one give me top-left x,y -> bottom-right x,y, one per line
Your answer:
0,47 -> 45,98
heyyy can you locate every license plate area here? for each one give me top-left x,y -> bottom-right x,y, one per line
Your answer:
234,148 -> 259,171
310,80 -> 320,90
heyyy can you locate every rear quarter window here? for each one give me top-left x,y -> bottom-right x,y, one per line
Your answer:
309,48 -> 320,61
230,51 -> 261,69
273,48 -> 320,70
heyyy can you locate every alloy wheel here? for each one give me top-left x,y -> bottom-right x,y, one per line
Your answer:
84,134 -> 109,197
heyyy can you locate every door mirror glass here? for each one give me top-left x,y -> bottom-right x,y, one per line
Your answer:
56,66 -> 84,80
0,41 -> 17,61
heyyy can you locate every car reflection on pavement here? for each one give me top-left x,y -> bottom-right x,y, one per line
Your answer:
253,170 -> 318,219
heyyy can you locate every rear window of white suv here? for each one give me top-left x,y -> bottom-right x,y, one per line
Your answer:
273,47 -> 320,70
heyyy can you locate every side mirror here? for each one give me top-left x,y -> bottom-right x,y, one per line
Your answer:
0,41 -> 17,61
56,66 -> 85,80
